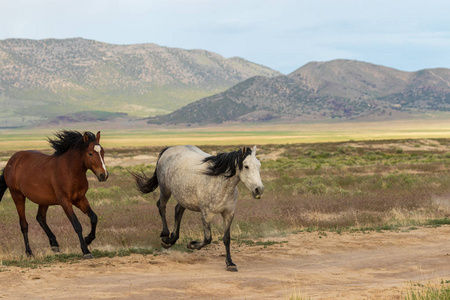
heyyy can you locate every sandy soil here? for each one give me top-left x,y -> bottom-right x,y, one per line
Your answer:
1,226 -> 449,299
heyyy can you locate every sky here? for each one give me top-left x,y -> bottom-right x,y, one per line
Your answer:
0,0 -> 449,74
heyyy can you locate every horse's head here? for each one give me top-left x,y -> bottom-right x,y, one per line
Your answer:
83,131 -> 108,182
239,146 -> 264,199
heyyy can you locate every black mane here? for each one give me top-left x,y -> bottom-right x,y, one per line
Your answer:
48,130 -> 96,156
203,147 -> 252,178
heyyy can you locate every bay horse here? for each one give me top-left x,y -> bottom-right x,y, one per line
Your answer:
0,130 -> 108,258
132,145 -> 264,271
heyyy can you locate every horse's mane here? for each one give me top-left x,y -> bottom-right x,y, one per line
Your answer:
48,130 -> 96,156
203,147 -> 252,178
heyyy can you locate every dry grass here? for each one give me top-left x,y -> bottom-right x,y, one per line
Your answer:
2,117 -> 450,151
403,281 -> 450,300
1,138 -> 450,259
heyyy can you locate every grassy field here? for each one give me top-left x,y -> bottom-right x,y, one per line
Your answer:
1,121 -> 450,299
1,134 -> 450,263
1,119 -> 450,291
1,117 -> 450,151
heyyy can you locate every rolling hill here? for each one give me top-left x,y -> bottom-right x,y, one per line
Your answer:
0,38 -> 280,127
147,60 -> 450,124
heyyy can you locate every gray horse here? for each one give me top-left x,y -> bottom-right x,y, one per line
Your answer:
132,145 -> 264,271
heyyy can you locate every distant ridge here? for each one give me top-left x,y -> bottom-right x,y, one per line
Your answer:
0,38 -> 280,127
147,60 -> 450,124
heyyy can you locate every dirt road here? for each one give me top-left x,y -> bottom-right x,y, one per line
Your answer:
1,226 -> 449,299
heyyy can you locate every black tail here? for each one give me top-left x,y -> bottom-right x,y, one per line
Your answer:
0,169 -> 7,202
130,147 -> 170,194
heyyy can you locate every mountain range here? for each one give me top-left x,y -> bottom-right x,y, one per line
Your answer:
147,59 -> 450,124
1,38 -> 449,127
0,38 -> 279,127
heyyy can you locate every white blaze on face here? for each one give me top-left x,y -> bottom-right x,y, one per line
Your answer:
94,145 -> 107,175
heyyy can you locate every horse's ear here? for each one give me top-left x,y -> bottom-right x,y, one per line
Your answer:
242,146 -> 248,155
83,132 -> 90,143
252,145 -> 257,156
96,131 -> 101,143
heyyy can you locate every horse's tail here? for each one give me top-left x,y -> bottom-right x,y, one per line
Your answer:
0,169 -> 7,202
131,147 -> 170,194
131,169 -> 159,194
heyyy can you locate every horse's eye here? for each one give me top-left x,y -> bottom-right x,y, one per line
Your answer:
89,153 -> 93,156
244,166 -> 249,169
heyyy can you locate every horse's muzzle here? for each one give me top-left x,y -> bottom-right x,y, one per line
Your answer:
252,186 -> 264,199
98,173 -> 108,182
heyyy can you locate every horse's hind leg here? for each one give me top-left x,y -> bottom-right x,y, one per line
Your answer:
222,210 -> 237,272
36,205 -> 60,252
187,210 -> 213,250
74,197 -> 98,246
168,203 -> 185,246
10,191 -> 33,257
157,190 -> 172,248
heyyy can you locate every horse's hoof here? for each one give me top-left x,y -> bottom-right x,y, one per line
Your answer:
26,252 -> 34,258
161,241 -> 172,249
51,246 -> 60,253
226,265 -> 238,272
83,253 -> 94,259
187,241 -> 198,249
227,266 -> 238,272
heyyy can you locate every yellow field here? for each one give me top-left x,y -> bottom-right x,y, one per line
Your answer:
1,118 -> 450,151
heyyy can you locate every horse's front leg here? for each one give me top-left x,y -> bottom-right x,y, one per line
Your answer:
187,210 -> 213,250
60,200 -> 92,258
74,197 -> 98,246
221,210 -> 237,272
